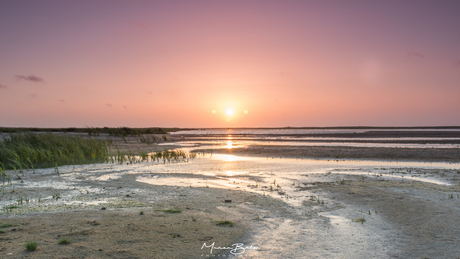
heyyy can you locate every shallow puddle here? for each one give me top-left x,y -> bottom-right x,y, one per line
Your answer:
136,154 -> 460,208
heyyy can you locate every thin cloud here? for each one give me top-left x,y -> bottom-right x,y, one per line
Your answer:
147,91 -> 153,95
105,103 -> 112,107
15,74 -> 45,83
60,99 -> 65,102
407,52 -> 425,59
123,105 -> 127,109
0,84 -> 7,89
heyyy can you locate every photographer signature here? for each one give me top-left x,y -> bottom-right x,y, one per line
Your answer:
201,242 -> 259,255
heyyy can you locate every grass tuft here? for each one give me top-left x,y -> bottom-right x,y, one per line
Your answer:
352,217 -> 366,224
0,223 -> 13,228
163,209 -> 182,213
4,205 -> 20,212
215,220 -> 234,227
58,238 -> 71,245
25,241 -> 38,251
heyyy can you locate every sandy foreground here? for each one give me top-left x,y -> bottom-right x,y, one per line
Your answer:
1,135 -> 460,258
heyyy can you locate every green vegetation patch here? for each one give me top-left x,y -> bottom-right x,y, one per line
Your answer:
0,223 -> 13,228
25,241 -> 38,251
58,238 -> 71,245
215,220 -> 234,227
3,205 -> 20,212
352,217 -> 366,224
0,132 -> 109,171
163,209 -> 182,213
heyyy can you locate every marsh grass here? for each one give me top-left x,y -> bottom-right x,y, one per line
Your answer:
0,132 -> 109,171
110,148 -> 194,165
149,150 -> 194,164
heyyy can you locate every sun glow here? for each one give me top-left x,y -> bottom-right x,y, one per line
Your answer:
226,109 -> 234,116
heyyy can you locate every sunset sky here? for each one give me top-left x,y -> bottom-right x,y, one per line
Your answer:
1,1 -> 460,128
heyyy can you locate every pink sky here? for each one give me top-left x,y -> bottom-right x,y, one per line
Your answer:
1,1 -> 460,128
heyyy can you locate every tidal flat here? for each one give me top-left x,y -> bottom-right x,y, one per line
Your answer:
1,128 -> 460,258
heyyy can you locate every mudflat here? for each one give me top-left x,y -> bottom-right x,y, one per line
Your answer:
1,132 -> 460,258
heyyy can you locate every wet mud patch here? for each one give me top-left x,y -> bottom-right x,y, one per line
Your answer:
318,179 -> 460,258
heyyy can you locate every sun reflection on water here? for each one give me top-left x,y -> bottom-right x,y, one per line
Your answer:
227,141 -> 233,149
226,135 -> 233,149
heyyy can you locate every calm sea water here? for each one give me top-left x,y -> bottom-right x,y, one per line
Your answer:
169,128 -> 460,149
171,128 -> 460,135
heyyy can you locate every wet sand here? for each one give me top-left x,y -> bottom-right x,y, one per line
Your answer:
199,145 -> 460,162
1,133 -> 460,258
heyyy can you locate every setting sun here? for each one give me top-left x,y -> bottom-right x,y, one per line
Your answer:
226,109 -> 234,116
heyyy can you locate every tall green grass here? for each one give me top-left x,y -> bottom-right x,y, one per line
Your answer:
0,133 -> 109,173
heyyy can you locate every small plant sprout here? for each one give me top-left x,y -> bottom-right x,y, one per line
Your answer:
353,211 -> 367,224
25,241 -> 38,251
53,191 -> 61,201
139,211 -> 144,215
358,210 -> 371,215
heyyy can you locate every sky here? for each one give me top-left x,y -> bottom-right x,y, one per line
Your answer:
1,0 -> 460,128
